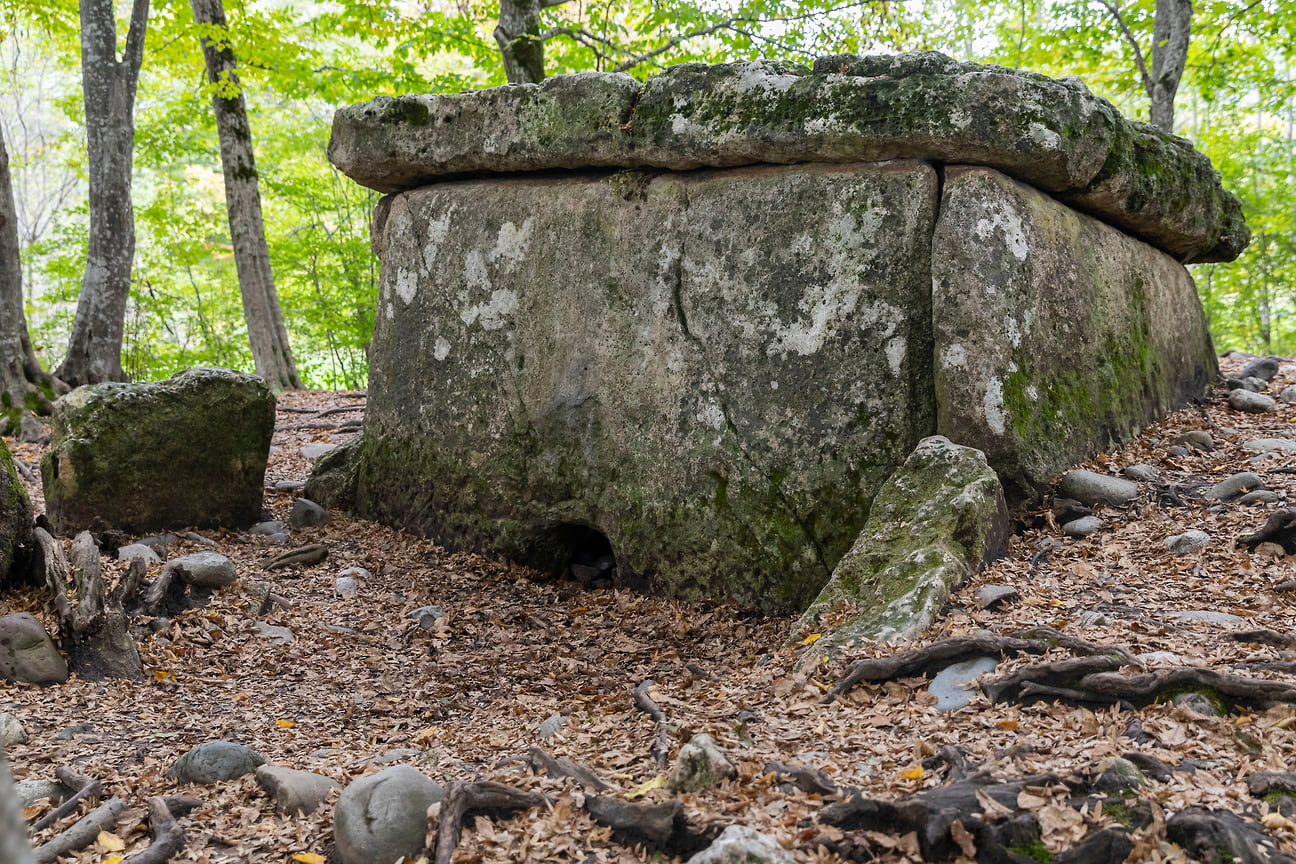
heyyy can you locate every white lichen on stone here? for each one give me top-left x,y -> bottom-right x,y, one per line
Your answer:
420,207 -> 455,273
885,336 -> 906,374
696,399 -> 725,431
983,376 -> 1006,435
394,268 -> 418,305
461,289 -> 519,331
940,343 -> 967,369
974,199 -> 1029,261
433,337 -> 451,361
490,218 -> 534,272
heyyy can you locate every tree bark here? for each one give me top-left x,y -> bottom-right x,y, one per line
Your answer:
1148,0 -> 1191,132
0,750 -> 36,864
0,129 -> 63,431
55,0 -> 150,386
495,0 -> 547,84
190,0 -> 302,390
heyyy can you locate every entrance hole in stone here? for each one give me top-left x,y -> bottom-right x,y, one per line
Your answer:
552,524 -> 617,586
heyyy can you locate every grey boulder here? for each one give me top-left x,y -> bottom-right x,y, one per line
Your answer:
667,733 -> 737,792
1205,472 -> 1265,501
255,765 -> 342,815
1243,439 -> 1296,453
928,655 -> 998,712
0,713 -> 26,746
1057,470 -> 1138,507
1228,390 -> 1275,413
0,613 -> 68,685
1241,356 -> 1280,381
976,584 -> 1019,609
687,825 -> 795,864
334,765 -> 445,864
116,543 -> 161,565
1164,530 -> 1210,554
1121,464 -> 1160,482
166,551 -> 237,588
289,498 -> 330,529
1063,516 -> 1104,538
169,741 -> 266,785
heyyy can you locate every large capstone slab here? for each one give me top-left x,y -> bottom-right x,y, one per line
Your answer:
42,368 -> 275,535
360,162 -> 938,612
331,52 -> 1246,263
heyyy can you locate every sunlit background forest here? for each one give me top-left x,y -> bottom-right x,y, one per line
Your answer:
1,0 -> 1293,389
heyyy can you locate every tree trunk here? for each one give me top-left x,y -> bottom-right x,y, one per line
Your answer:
0,129 -> 63,432
495,0 -> 546,84
0,750 -> 35,864
55,0 -> 149,387
1148,0 -> 1191,132
190,0 -> 302,390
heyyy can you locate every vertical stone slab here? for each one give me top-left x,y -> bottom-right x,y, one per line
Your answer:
359,161 -> 937,611
932,166 -> 1217,499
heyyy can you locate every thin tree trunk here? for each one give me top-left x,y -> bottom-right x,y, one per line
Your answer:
190,0 -> 302,390
1148,0 -> 1191,132
55,0 -> 149,387
0,128 -> 63,430
495,0 -> 546,84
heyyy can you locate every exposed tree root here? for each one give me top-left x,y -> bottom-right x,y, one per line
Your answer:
30,768 -> 99,832
633,680 -> 671,771
122,796 -> 186,864
585,795 -> 719,857
1167,807 -> 1296,864
762,761 -> 839,796
33,798 -> 126,864
262,544 -> 329,571
433,781 -> 549,864
528,746 -> 612,792
995,667 -> 1296,710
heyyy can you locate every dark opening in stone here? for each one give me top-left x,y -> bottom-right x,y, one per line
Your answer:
551,524 -> 617,586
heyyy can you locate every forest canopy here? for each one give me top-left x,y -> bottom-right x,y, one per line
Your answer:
0,0 -> 1293,390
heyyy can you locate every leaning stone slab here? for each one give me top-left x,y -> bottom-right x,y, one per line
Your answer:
0,612 -> 67,685
797,436 -> 1007,650
331,52 -> 1246,263
41,368 -> 275,535
932,167 -> 1217,499
359,161 -> 938,612
0,439 -> 32,589
666,733 -> 737,792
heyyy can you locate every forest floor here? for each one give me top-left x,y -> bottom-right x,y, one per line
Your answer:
5,354 -> 1296,863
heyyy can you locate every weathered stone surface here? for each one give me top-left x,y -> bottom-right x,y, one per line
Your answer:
168,741 -> 266,785
41,368 -> 275,535
1205,472 -> 1264,500
359,161 -> 938,612
0,613 -> 67,685
932,167 -> 1216,499
304,437 -> 361,511
687,825 -> 795,864
0,439 -> 32,589
333,765 -> 444,864
1063,515 -> 1103,538
1165,530 -> 1210,554
797,436 -> 1007,649
1058,470 -> 1139,507
255,765 -> 341,815
166,551 -> 237,588
289,498 -> 330,529
0,713 -> 26,746
1229,390 -> 1276,413
929,655 -> 998,711
667,733 -> 737,792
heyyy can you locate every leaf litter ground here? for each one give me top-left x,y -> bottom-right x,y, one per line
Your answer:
5,354 -> 1296,863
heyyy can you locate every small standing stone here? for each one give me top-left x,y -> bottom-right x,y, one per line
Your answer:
667,733 -> 737,792
687,825 -> 795,864
117,543 -> 161,565
1121,464 -> 1160,482
250,520 -> 286,536
537,714 -> 566,739
406,606 -> 446,630
1058,470 -> 1138,507
1172,692 -> 1221,717
169,741 -> 266,785
1164,530 -> 1210,554
0,713 -> 26,746
1228,390 -> 1276,413
289,498 -> 331,528
1205,472 -> 1265,501
255,765 -> 342,815
0,613 -> 69,685
1172,430 -> 1215,452
976,584 -> 1019,609
1063,516 -> 1103,538
166,551 -> 237,588
333,765 -> 445,864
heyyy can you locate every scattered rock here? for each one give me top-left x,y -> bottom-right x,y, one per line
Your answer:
301,442 -> 338,461
19,411 -> 48,444
255,765 -> 342,815
538,714 -> 566,739
976,584 -> 1019,609
250,520 -> 286,536
116,543 -> 161,565
1280,385 -> 1296,404
166,551 -> 237,588
686,825 -> 795,864
137,533 -> 178,549
1172,430 -> 1216,452
1244,438 -> 1296,453
1228,389 -> 1276,413
1228,377 -> 1264,392
1121,464 -> 1160,482
1172,610 -> 1246,624
289,498 -> 330,529
304,437 -> 362,511
1205,472 -> 1265,500
1058,470 -> 1138,507
1240,490 -> 1281,505
405,605 -> 445,630
56,722 -> 94,740
928,655 -> 998,712
333,765 -> 445,864
41,367 -> 275,535
1241,356 -> 1281,381
0,612 -> 69,685
16,779 -> 63,808
1092,756 -> 1147,793
1063,516 -> 1103,538
667,734 -> 737,792
169,741 -> 267,785
254,621 -> 293,645
274,480 -> 306,491
1164,530 -> 1210,554
335,576 -> 358,598
1167,445 -> 1191,458
1172,692 -> 1221,717
0,712 -> 26,746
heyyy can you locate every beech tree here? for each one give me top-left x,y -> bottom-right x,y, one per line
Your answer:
0,126 -> 62,432
1098,0 -> 1192,131
190,0 -> 302,390
55,0 -> 149,386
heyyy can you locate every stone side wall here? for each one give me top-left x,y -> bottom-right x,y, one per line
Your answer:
360,162 -> 938,611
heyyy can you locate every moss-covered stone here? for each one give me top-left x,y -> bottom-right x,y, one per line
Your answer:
796,436 -> 1007,651
932,167 -> 1216,501
0,438 -> 33,589
359,162 -> 938,612
304,436 -> 361,511
42,368 -> 275,535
